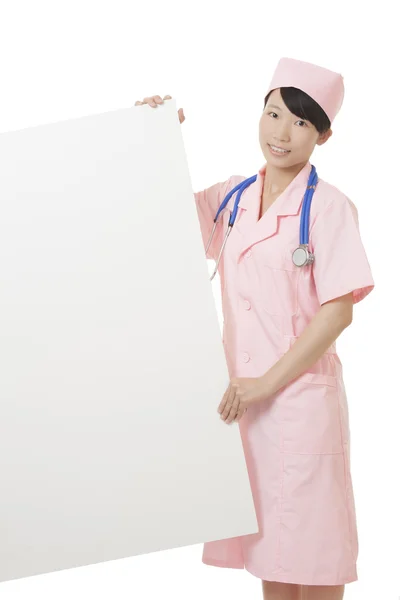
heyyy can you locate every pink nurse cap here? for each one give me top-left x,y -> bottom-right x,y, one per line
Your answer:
265,57 -> 345,124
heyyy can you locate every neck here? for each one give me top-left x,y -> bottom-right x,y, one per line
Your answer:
263,160 -> 308,199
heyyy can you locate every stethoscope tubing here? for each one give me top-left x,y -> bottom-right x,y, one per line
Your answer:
206,165 -> 318,280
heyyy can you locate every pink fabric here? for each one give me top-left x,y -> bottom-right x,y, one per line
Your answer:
266,57 -> 345,123
193,162 -> 374,586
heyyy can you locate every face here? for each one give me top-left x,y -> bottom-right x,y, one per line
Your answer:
259,88 -> 332,167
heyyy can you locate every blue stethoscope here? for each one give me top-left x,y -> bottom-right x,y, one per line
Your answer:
206,165 -> 318,281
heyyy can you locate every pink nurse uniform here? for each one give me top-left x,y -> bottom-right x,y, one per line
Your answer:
194,160 -> 375,586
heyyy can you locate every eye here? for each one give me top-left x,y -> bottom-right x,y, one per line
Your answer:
268,112 -> 307,127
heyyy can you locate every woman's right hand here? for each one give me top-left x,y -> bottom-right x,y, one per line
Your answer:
134,95 -> 185,124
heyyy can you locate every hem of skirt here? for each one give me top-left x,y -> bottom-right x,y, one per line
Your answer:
202,557 -> 358,586
202,557 -> 244,569
244,563 -> 358,586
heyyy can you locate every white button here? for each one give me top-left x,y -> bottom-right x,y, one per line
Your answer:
245,249 -> 252,258
243,352 -> 250,363
243,300 -> 251,310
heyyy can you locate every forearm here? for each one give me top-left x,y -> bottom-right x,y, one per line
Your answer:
259,298 -> 353,398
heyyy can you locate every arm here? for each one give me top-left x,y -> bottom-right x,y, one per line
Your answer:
194,178 -> 231,261
221,294 -> 353,422
222,192 -> 374,422
258,194 -> 374,401
194,175 -> 244,261
259,293 -> 353,397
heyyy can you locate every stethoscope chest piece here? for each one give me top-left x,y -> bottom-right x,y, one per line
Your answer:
292,244 -> 315,267
206,165 -> 319,281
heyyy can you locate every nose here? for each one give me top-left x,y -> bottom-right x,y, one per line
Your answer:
274,132 -> 290,144
273,122 -> 290,143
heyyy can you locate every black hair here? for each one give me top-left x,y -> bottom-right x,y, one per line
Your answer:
263,87 -> 331,135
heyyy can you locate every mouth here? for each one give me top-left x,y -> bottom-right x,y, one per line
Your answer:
268,143 -> 291,155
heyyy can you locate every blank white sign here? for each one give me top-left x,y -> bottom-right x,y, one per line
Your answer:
0,99 -> 258,583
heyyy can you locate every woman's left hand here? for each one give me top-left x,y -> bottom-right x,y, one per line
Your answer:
218,377 -> 269,424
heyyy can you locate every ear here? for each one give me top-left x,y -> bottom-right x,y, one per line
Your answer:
316,128 -> 333,146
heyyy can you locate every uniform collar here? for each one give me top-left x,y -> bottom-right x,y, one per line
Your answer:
235,160 -> 313,256
238,159 -> 312,217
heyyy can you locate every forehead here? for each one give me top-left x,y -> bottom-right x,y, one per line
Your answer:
266,88 -> 285,109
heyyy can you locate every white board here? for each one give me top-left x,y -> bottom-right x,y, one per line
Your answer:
0,99 -> 258,583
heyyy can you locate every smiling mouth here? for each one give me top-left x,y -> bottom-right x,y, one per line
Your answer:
268,143 -> 291,154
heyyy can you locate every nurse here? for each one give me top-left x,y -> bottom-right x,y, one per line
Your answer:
135,57 -> 375,600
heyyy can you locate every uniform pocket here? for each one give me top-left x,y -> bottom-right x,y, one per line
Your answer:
261,254 -> 300,316
280,372 -> 343,455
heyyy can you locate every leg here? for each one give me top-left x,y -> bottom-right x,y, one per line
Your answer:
301,584 -> 345,600
262,581 -> 345,600
261,580 -> 302,600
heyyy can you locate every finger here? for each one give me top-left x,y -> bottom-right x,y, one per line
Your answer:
219,383 -> 235,418
220,386 -> 234,420
163,95 -> 172,100
233,410 -> 244,423
153,95 -> 164,104
225,393 -> 240,424
233,401 -> 247,423
217,383 -> 231,413
231,389 -> 247,423
221,384 -> 239,421
225,395 -> 240,425
134,101 -> 144,106
143,96 -> 157,107
226,388 -> 244,424
217,390 -> 228,415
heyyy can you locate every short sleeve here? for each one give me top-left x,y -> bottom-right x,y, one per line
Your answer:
193,177 -> 234,261
310,195 -> 375,306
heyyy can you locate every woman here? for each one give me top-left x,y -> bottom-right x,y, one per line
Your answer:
135,57 -> 375,600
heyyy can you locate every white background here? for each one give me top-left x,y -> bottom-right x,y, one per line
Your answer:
0,0 -> 397,598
